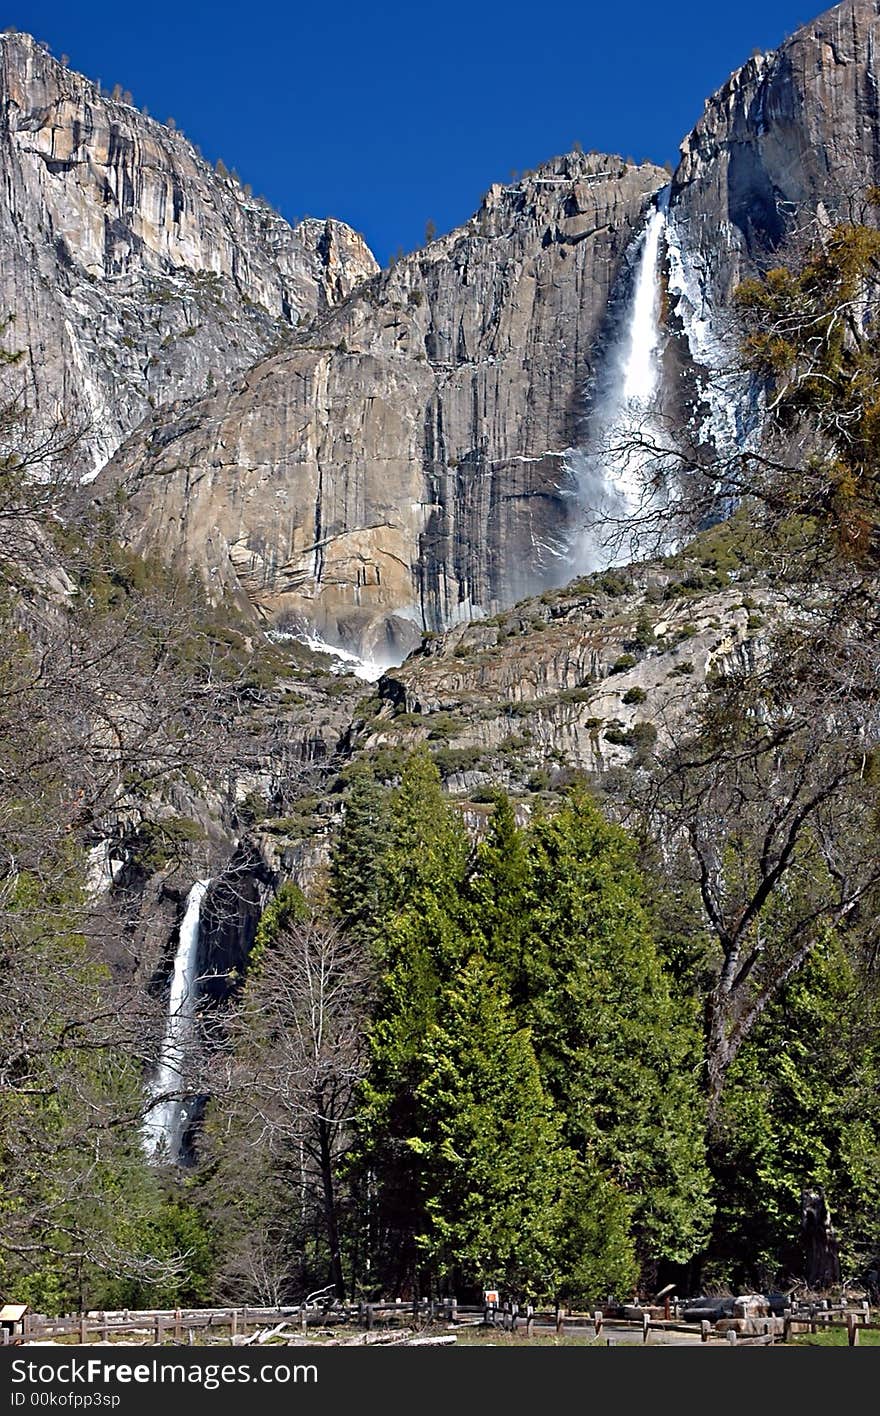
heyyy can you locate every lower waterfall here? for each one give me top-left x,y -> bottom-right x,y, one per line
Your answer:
567,185 -> 671,573
143,879 -> 209,1164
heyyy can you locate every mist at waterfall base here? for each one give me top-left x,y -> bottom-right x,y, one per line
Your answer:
564,188 -> 672,578
142,880 -> 209,1165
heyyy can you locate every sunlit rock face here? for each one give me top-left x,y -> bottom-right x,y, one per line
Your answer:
667,0 -> 880,441
673,0 -> 880,297
0,32 -> 378,473
92,153 -> 668,660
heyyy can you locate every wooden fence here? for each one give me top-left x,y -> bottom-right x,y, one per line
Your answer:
7,1297 -> 876,1348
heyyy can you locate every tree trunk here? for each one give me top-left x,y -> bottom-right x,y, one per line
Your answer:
316,1115 -> 345,1300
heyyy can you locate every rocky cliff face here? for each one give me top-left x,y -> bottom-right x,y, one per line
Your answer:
0,32 -> 377,472
93,154 -> 668,660
667,0 -> 880,444
350,552 -> 776,797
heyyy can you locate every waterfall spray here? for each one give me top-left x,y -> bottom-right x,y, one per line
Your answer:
566,186 -> 670,573
143,879 -> 209,1164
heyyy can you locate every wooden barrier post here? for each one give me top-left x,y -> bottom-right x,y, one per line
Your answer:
174,1309 -> 182,1344
726,1329 -> 738,1345
231,1308 -> 238,1339
556,1306 -> 564,1336
593,1310 -> 603,1339
366,1303 -> 374,1332
642,1311 -> 650,1344
100,1311 -> 109,1343
700,1320 -> 710,1343
79,1315 -> 87,1345
154,1315 -> 163,1346
847,1312 -> 859,1347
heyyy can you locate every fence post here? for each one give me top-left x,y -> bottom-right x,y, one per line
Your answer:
174,1309 -> 182,1344
594,1310 -> 603,1339
154,1315 -> 162,1346
451,1296 -> 457,1326
231,1308 -> 238,1339
847,1312 -> 859,1347
556,1306 -> 564,1336
526,1305 -> 534,1339
726,1328 -> 738,1345
101,1311 -> 109,1343
642,1311 -> 650,1344
80,1314 -> 87,1345
366,1303 -> 374,1332
700,1320 -> 710,1343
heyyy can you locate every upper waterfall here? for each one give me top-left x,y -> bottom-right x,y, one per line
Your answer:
143,879 -> 209,1165
565,186 -> 670,574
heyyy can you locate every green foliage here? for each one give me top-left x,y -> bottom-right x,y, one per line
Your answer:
736,223 -> 880,567
330,773 -> 395,942
348,767 -> 710,1296
609,653 -> 637,674
125,816 -> 205,875
411,957 -> 632,1300
517,792 -> 713,1264
708,936 -> 880,1289
251,882 -> 309,968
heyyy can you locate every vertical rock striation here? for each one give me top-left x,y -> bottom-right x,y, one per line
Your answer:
93,154 -> 668,658
667,0 -> 880,448
0,32 -> 377,472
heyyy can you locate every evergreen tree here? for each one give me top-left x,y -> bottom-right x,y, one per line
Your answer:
520,791 -> 713,1267
464,791 -> 530,994
381,748 -> 469,920
329,771 -> 394,941
709,932 -> 880,1290
411,956 -> 636,1301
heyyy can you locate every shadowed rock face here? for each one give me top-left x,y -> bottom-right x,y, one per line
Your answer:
670,0 -> 880,316
93,155 -> 668,660
0,32 -> 377,472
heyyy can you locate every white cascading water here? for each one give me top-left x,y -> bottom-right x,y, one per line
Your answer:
142,879 -> 209,1164
266,627 -> 386,682
567,186 -> 670,573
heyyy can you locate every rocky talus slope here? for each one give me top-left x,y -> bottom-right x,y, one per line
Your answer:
345,527 -> 779,800
92,154 -> 668,660
0,32 -> 377,472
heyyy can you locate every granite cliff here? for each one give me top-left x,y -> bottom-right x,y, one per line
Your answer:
0,31 -> 377,473
5,4 -> 878,666
666,0 -> 880,446
93,154 -> 669,662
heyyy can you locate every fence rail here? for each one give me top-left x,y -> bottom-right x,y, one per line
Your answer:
6,1297 -> 875,1348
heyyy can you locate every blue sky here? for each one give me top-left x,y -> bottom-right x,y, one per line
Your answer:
8,1 -> 821,264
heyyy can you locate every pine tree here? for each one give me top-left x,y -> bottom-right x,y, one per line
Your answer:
411,956 -> 637,1301
329,771 -> 395,942
464,791 -> 530,996
521,790 -> 713,1266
